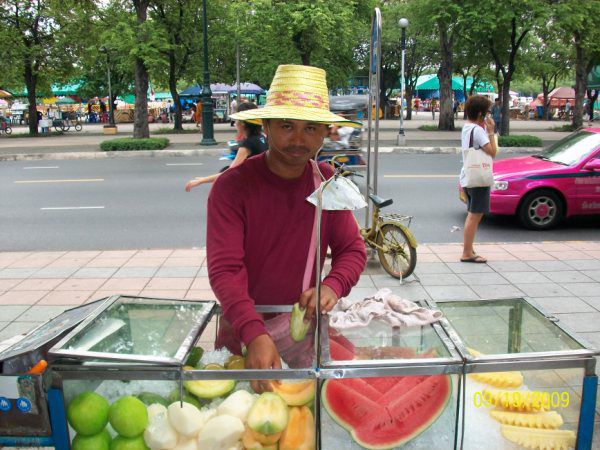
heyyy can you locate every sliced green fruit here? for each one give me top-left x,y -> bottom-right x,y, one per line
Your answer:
184,346 -> 204,367
166,389 -> 202,409
290,303 -> 311,342
247,392 -> 289,435
136,392 -> 168,407
271,380 -> 315,406
182,365 -> 235,399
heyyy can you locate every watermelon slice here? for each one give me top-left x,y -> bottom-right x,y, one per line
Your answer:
323,374 -> 451,449
328,334 -> 355,361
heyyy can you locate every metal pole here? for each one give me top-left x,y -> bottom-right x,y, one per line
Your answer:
397,18 -> 408,146
107,59 -> 114,126
200,0 -> 216,145
236,42 -> 241,103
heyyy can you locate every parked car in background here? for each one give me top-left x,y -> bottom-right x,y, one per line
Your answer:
460,128 -> 600,229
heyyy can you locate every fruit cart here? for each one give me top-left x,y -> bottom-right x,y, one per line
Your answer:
429,297 -> 599,450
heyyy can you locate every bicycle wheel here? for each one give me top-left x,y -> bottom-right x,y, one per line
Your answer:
376,223 -> 417,279
4,126 -> 11,135
61,121 -> 70,132
75,123 -> 82,131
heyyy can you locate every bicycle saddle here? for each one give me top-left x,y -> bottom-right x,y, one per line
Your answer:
369,194 -> 393,209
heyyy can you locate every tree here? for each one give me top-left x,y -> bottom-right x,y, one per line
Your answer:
132,0 -> 151,138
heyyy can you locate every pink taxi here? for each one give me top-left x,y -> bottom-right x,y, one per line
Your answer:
461,128 -> 600,229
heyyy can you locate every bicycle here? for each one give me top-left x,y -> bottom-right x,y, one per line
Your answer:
0,120 -> 12,135
329,155 -> 418,279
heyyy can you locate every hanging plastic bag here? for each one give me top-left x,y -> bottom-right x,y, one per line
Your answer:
306,175 -> 367,211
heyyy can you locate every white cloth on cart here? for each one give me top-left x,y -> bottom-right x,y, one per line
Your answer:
329,288 -> 442,329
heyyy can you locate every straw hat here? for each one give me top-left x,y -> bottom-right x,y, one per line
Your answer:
230,65 -> 362,127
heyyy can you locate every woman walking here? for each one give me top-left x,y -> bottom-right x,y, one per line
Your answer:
460,95 -> 497,263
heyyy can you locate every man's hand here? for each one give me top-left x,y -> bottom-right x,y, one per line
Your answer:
246,334 -> 282,393
298,284 -> 339,322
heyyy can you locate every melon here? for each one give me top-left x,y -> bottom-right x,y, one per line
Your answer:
182,365 -> 235,399
328,334 -> 355,361
271,380 -> 315,406
246,392 -> 289,436
323,374 -> 451,449
278,406 -> 315,450
290,303 -> 311,342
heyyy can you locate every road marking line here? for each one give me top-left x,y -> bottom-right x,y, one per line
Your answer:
23,166 -> 59,170
41,206 -> 105,210
384,174 -> 457,178
14,178 -> 104,184
166,163 -> 204,166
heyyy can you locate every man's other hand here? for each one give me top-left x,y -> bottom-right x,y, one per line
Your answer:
246,334 -> 282,393
298,284 -> 339,322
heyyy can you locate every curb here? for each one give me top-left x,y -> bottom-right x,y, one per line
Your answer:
0,146 -> 542,161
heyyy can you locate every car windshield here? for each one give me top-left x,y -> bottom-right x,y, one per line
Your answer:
541,131 -> 600,165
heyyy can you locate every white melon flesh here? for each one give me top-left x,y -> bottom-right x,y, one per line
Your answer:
196,415 -> 244,450
167,401 -> 205,437
144,404 -> 178,450
173,437 -> 198,450
217,390 -> 256,422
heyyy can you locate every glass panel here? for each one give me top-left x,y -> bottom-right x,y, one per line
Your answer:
463,367 -> 583,450
321,373 -> 458,449
437,299 -> 584,354
58,297 -> 212,360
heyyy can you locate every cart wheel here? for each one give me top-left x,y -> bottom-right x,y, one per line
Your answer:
376,223 -> 417,279
4,126 -> 11,135
53,124 -> 62,132
61,122 -> 70,132
75,123 -> 82,131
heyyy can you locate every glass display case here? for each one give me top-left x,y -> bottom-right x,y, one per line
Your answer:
430,298 -> 599,450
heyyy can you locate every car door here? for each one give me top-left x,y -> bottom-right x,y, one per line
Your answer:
576,148 -> 600,215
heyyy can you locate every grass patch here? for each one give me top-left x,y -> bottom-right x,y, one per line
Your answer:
549,124 -> 575,132
498,135 -> 543,147
6,131 -> 64,138
152,127 -> 200,135
418,125 -> 439,131
100,137 -> 170,151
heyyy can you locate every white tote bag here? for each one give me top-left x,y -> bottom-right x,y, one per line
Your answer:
464,128 -> 494,188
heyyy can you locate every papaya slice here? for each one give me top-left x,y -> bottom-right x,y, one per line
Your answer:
279,406 -> 316,450
242,426 -> 279,449
271,380 -> 315,406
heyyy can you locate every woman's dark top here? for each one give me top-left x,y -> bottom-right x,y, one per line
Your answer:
239,134 -> 268,157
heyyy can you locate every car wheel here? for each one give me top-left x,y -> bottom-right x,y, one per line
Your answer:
518,189 -> 563,230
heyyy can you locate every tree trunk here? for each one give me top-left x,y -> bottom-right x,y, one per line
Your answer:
572,32 -> 586,129
168,51 -> 183,131
406,88 -> 413,120
500,77 -> 512,135
133,0 -> 150,138
24,61 -> 38,135
437,23 -> 454,131
542,75 -> 550,121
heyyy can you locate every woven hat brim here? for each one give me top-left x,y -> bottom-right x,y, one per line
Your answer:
230,105 -> 362,128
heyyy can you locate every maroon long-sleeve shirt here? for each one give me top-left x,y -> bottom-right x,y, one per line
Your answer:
206,153 -> 366,346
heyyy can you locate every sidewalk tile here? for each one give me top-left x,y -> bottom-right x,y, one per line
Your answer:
0,268 -> 37,279
532,243 -> 574,252
0,322 -> 7,331
85,257 -> 129,268
145,278 -> 193,290
341,287 -> 379,302
56,278 -> 107,291
416,245 -> 433,254
18,305 -> 69,321
416,253 -> 442,262
8,257 -> 57,269
198,267 -> 209,276
154,267 -> 199,278
413,262 -> 452,274
0,322 -> 42,341
47,257 -> 94,268
13,278 -> 65,291
563,283 -> 600,297
88,291 -> 140,302
171,249 -> 205,258
185,290 -> 217,301
479,252 -> 519,261
190,277 -> 212,290
390,284 -> 430,301
426,244 -> 461,254
32,267 -> 77,278
424,285 -> 478,301
112,268 -> 158,278
583,270 -> 600,282
486,261 -> 536,272
0,252 -> 32,263
584,250 -> 600,259
418,273 -> 465,286
31,251 -> 67,259
502,243 -> 539,253
578,332 -> 600,350
566,260 -> 600,271
526,260 -> 573,271
370,274 -> 404,287
38,291 -> 93,305
1,306 -> 30,321
514,283 -> 573,297
543,271 -> 595,283
71,268 -> 118,279
123,257 -> 166,268
531,297 -> 596,314
582,297 -> 600,312
512,252 -> 556,261
554,313 -> 600,333
458,273 -> 509,285
98,250 -> 137,258
446,262 -> 495,274
501,272 -> 550,284
471,244 -> 512,253
470,284 -> 525,299
135,249 -> 174,258
548,251 -> 593,260
101,278 -> 150,291
0,279 -> 22,290
138,289 -> 188,299
0,290 -> 46,304
161,258 -> 204,267
566,242 -> 600,251
65,251 -> 102,258
436,253 -> 463,263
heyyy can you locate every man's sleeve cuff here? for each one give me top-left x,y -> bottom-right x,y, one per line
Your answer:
322,277 -> 343,299
240,320 -> 269,347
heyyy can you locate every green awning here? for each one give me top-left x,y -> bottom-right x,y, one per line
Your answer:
587,66 -> 600,89
414,75 -> 493,92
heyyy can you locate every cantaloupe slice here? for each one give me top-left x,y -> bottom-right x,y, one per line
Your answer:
501,425 -> 575,449
241,426 -> 279,450
490,410 -> 563,429
271,380 -> 315,406
279,406 -> 315,450
483,388 -> 544,412
467,348 -> 523,388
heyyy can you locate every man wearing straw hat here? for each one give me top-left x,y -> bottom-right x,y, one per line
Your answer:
206,65 -> 366,389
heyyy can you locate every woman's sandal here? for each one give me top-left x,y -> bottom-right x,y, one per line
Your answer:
460,254 -> 487,263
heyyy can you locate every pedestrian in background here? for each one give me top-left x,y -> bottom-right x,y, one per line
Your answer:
460,95 -> 497,264
431,98 -> 437,120
230,96 -> 237,127
491,98 -> 502,132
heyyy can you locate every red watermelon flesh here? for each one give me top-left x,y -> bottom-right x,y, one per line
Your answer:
323,374 -> 451,449
329,336 -> 356,361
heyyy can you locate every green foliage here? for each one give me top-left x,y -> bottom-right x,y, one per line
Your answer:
549,124 -> 575,132
498,135 -> 542,147
418,125 -> 440,131
100,137 -> 169,151
152,127 -> 199,135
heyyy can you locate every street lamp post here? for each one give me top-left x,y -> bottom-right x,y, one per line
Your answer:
100,47 -> 116,132
200,0 -> 216,145
397,18 -> 409,146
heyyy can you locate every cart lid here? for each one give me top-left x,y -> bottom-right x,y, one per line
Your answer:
0,299 -> 108,363
49,295 -> 215,366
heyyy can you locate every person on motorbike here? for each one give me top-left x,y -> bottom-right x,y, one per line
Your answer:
185,102 -> 267,191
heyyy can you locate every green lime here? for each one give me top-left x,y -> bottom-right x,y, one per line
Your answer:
72,429 -> 111,450
203,363 -> 224,370
108,396 -> 148,438
67,392 -> 110,436
225,355 -> 245,370
109,435 -> 149,450
184,347 -> 204,367
136,392 -> 168,407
